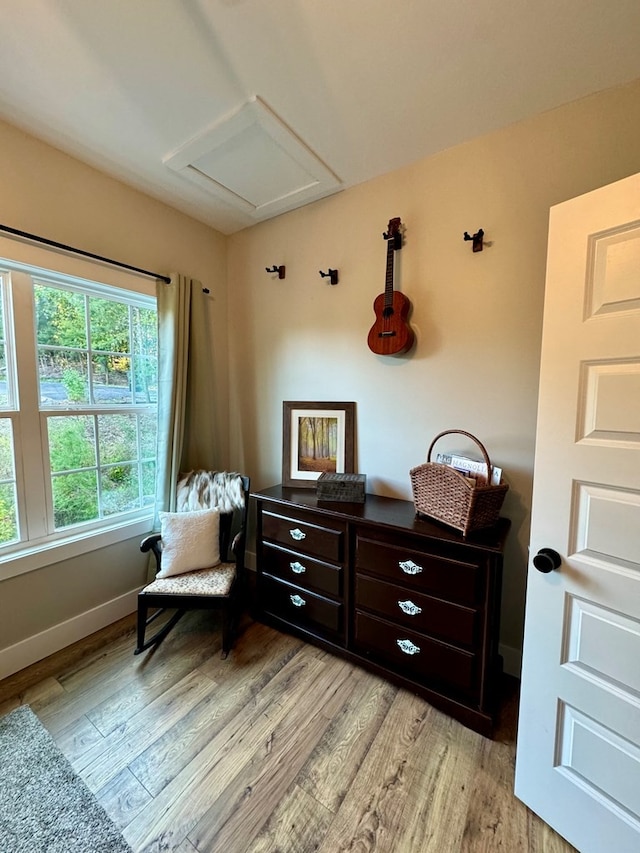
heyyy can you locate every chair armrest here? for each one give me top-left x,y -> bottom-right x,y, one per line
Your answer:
140,534 -> 163,575
140,533 -> 161,553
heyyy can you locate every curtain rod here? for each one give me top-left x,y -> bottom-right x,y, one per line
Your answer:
0,223 -> 171,284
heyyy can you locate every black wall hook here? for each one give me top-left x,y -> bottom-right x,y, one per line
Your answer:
319,268 -> 339,285
463,229 -> 484,252
265,264 -> 286,279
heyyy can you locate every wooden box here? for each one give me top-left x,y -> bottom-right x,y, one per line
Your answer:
316,473 -> 366,503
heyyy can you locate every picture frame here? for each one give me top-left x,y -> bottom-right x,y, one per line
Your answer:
282,401 -> 355,488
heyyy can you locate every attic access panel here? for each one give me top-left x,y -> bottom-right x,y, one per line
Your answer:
164,96 -> 341,221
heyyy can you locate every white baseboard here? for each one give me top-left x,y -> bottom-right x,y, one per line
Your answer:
0,588 -> 139,681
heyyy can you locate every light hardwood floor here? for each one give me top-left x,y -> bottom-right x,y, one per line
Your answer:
0,611 -> 577,853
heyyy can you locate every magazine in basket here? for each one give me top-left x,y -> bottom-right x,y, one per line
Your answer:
435,452 -> 503,485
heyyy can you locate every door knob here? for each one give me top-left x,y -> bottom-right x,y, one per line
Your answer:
533,548 -> 562,573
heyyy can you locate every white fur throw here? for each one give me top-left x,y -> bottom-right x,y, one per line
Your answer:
176,470 -> 245,513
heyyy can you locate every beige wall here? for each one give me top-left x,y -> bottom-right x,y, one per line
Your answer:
3,78 -> 640,675
227,78 -> 640,667
0,119 -> 226,664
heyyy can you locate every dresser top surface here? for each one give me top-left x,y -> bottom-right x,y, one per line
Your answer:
252,485 -> 510,553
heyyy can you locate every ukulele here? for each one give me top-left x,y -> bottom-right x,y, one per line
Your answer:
367,217 -> 415,355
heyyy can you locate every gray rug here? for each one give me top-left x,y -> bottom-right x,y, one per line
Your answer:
0,705 -> 132,852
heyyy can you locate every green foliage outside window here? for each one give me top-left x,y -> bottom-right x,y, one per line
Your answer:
0,422 -> 17,544
35,283 -> 158,530
48,410 -> 156,529
0,484 -> 17,544
61,368 -> 87,402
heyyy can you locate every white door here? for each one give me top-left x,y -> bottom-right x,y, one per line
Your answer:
515,172 -> 640,853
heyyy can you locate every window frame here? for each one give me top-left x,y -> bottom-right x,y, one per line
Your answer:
0,255 -> 158,580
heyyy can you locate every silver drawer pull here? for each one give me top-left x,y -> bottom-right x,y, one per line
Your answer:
290,594 -> 306,607
289,528 -> 306,541
397,638 -> 421,655
399,559 -> 423,575
398,599 -> 422,616
290,561 -> 306,574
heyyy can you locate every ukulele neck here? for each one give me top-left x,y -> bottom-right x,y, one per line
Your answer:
384,229 -> 401,309
384,240 -> 394,309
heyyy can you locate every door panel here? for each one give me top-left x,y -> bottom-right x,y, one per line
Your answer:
579,358 -> 640,445
515,172 -> 640,853
564,595 -> 640,694
556,703 -> 640,819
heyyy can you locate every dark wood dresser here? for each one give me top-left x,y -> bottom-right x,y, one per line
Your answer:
252,485 -> 510,736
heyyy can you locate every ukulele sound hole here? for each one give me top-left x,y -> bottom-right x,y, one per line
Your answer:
383,306 -> 394,317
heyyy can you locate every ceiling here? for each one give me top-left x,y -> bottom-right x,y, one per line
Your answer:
1,1 -> 640,235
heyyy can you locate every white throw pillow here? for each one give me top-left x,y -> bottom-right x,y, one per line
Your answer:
157,508 -> 221,578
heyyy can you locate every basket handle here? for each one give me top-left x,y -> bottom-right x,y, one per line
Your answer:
427,429 -> 493,479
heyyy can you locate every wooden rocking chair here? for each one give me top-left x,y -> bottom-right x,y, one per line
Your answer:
135,473 -> 250,659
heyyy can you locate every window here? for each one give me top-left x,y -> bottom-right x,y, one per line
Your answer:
0,262 -> 157,565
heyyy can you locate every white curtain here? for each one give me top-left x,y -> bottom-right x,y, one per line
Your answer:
154,273 -> 218,524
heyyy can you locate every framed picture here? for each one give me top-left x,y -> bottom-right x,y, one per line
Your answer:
282,401 -> 355,488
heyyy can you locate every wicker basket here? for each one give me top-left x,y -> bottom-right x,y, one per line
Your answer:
410,430 -> 508,535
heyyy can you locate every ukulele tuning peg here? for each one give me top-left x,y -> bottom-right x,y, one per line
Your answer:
265,264 -> 286,279
319,269 -> 339,285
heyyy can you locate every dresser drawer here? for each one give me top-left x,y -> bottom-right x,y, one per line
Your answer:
355,536 -> 481,605
355,574 -> 478,648
263,543 -> 342,598
261,574 -> 343,636
263,511 -> 344,563
354,611 -> 478,697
